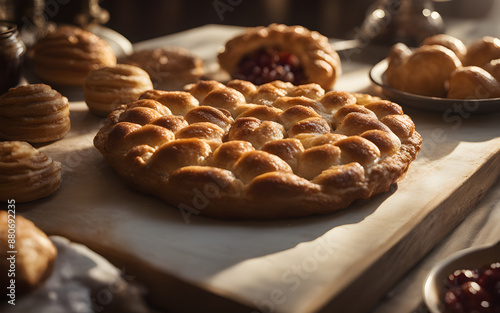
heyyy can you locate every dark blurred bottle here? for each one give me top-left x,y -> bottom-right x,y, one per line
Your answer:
0,22 -> 26,94
0,0 -> 109,47
358,0 -> 444,46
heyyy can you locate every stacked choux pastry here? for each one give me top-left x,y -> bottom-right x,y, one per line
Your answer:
385,34 -> 500,99
121,46 -> 204,91
0,84 -> 70,143
33,25 -> 117,86
84,64 -> 153,116
0,141 -> 62,203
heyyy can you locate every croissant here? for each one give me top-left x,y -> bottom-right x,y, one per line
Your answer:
385,43 -> 461,97
465,36 -> 500,67
421,34 -> 467,63
447,66 -> 500,99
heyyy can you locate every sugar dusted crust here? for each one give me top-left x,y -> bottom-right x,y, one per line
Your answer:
94,80 -> 422,219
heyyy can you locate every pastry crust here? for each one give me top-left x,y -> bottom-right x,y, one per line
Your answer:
33,26 -> 116,86
384,43 -> 461,97
84,64 -> 154,116
95,80 -> 421,219
0,141 -> 61,203
121,46 -> 204,91
0,211 -> 57,296
0,84 -> 70,143
465,36 -> 500,67
218,24 -> 341,90
447,66 -> 500,99
421,34 -> 467,63
483,58 -> 500,81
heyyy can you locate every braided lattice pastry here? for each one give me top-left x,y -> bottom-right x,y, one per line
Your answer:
94,80 -> 422,219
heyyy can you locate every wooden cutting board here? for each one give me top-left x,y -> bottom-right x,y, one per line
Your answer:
20,25 -> 500,313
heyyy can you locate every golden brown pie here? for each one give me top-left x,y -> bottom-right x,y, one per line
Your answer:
0,141 -> 61,203
121,46 -> 204,91
0,84 -> 70,143
33,26 -> 117,86
218,24 -> 341,90
0,211 -> 57,297
94,80 -> 422,219
84,64 -> 154,116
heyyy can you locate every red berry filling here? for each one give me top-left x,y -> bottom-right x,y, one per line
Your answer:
442,262 -> 500,313
234,48 -> 306,85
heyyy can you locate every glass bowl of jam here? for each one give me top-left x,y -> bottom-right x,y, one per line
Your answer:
424,241 -> 500,313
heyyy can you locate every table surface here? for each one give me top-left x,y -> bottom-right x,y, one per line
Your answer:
363,8 -> 500,313
14,4 -> 500,312
131,13 -> 500,313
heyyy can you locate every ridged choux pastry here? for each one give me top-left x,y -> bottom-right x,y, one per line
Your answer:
0,84 -> 70,143
121,46 -> 203,91
0,141 -> 61,203
84,64 -> 153,116
33,26 -> 116,86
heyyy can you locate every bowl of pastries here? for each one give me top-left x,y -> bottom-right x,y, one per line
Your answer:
370,34 -> 500,113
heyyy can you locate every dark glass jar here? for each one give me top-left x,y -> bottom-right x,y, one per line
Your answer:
0,22 -> 26,94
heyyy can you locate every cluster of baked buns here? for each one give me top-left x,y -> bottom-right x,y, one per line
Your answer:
95,79 -> 422,219
385,34 -> 500,99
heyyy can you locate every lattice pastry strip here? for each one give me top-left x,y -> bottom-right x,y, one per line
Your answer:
95,80 -> 422,219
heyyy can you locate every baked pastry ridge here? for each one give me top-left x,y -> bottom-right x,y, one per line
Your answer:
33,26 -> 117,86
121,46 -> 204,91
84,64 -> 154,116
385,43 -> 462,97
0,141 -> 62,203
95,80 -> 422,219
0,211 -> 57,297
384,35 -> 500,99
0,84 -> 70,143
218,24 -> 341,90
